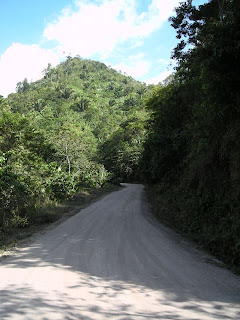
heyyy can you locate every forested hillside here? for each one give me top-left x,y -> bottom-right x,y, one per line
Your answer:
140,0 -> 240,268
0,57 -> 150,240
1,0 -> 239,269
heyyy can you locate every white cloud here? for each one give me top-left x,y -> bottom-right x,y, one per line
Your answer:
145,70 -> 172,85
110,53 -> 151,79
129,40 -> 144,49
43,0 -> 179,58
113,60 -> 151,79
0,43 -> 59,97
158,58 -> 171,65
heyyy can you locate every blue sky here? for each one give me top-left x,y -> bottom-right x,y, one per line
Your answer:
0,0 -> 206,97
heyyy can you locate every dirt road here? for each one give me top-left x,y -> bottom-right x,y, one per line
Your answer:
0,184 -> 239,319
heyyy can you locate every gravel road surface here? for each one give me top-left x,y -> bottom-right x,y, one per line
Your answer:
0,183 -> 240,319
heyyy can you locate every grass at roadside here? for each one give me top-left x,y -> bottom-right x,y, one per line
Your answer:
0,184 -> 121,256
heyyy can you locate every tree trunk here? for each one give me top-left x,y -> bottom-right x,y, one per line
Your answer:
65,145 -> 71,174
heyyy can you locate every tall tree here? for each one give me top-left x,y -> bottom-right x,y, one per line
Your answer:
140,0 -> 240,266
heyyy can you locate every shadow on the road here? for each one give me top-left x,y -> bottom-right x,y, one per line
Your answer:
0,184 -> 240,319
1,280 -> 239,320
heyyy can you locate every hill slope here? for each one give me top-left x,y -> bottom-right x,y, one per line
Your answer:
0,57 -> 150,235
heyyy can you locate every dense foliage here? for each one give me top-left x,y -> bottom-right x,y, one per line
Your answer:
140,0 -> 240,267
100,113 -> 148,182
1,58 -> 149,236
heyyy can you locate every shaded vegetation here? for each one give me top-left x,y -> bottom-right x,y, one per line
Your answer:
100,114 -> 148,182
140,0 -> 240,267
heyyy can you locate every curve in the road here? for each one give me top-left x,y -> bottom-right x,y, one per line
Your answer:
0,183 -> 240,319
